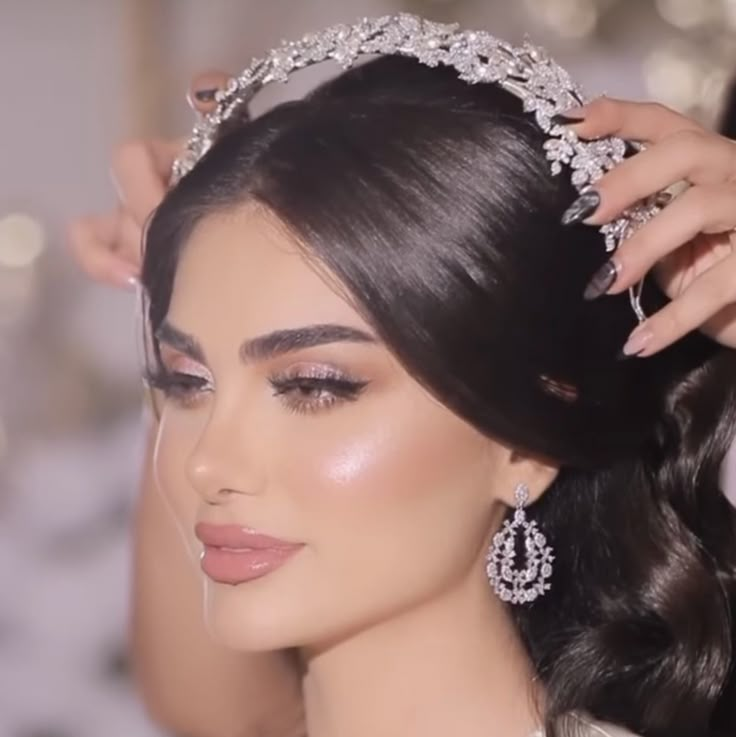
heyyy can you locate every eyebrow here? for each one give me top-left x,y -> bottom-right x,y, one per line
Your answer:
156,321 -> 206,362
155,320 -> 377,365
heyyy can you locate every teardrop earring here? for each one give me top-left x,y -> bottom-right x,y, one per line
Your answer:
485,482 -> 554,605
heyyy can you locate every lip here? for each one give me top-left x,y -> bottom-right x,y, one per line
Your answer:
195,523 -> 304,585
195,522 -> 301,549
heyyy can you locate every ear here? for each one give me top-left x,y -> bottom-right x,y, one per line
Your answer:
492,446 -> 559,508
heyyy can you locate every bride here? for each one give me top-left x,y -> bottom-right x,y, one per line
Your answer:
71,15 -> 736,737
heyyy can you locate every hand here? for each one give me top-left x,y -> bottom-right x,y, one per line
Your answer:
67,70 -> 230,289
561,97 -> 736,357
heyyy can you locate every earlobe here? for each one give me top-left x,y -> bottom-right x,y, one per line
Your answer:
504,449 -> 559,506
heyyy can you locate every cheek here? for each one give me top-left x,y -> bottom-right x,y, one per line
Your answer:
275,403 -> 494,568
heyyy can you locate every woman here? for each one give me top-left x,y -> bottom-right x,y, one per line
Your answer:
70,19 -> 736,737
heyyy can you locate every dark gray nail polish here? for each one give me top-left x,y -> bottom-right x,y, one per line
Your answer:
194,88 -> 218,102
562,190 -> 601,226
551,113 -> 586,125
583,260 -> 619,300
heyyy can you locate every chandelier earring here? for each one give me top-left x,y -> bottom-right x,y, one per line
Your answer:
485,482 -> 554,605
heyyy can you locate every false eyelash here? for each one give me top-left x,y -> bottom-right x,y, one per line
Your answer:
268,369 -> 369,415
143,365 -> 369,415
144,367 -> 210,403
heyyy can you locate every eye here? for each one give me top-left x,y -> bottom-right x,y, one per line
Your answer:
144,364 -> 213,409
268,365 -> 368,416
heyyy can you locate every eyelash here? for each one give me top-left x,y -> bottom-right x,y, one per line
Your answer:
144,365 -> 368,415
269,367 -> 368,415
145,367 -> 212,409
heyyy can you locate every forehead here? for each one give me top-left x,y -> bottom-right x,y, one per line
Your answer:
167,204 -> 365,335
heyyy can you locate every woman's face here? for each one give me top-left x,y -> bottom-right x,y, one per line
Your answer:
153,204 -> 511,652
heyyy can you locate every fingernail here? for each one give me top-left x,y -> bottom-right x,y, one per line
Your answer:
194,88 -> 218,102
561,189 -> 601,226
551,113 -> 586,125
620,325 -> 654,357
583,259 -> 620,300
113,266 -> 139,290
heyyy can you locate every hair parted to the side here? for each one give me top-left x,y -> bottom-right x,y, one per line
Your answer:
142,56 -> 736,737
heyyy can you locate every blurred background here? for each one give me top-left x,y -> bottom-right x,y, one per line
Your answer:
1,1 -> 735,735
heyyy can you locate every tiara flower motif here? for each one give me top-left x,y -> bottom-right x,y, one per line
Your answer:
172,13 -> 663,319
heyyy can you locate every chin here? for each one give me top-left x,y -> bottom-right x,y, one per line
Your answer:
202,578 -> 314,651
201,578 -> 379,654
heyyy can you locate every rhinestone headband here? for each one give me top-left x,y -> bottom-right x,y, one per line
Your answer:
172,13 -> 662,321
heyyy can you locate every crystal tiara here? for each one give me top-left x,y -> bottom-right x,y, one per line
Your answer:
172,13 -> 663,321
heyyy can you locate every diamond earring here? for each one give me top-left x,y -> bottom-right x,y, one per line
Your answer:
485,483 -> 554,605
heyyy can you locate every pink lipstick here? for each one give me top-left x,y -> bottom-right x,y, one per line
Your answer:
195,523 -> 304,585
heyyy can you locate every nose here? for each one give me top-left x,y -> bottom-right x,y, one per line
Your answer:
185,402 -> 266,505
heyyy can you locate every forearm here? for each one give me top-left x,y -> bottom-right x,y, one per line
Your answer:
130,408 -> 304,737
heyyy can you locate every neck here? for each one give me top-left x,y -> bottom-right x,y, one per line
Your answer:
299,567 -> 543,737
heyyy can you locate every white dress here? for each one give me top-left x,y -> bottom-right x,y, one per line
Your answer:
533,714 -> 640,737
577,722 -> 639,737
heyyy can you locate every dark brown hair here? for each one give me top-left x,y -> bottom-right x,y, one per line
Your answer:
143,57 -> 736,737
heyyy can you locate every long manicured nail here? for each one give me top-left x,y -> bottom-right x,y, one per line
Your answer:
562,189 -> 601,226
194,88 -> 218,102
620,324 -> 654,358
583,259 -> 620,300
551,113 -> 586,125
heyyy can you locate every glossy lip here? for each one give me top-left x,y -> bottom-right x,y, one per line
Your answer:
194,522 -> 303,550
195,523 -> 304,585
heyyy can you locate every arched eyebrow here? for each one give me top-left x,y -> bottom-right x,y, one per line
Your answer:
240,324 -> 376,362
155,321 -> 205,362
155,320 -> 377,365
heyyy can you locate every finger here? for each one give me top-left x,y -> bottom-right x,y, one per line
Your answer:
149,136 -> 186,177
187,69 -> 231,115
67,214 -> 139,289
578,129 -> 736,226
584,183 -> 736,297
110,138 -> 178,227
567,96 -> 704,144
620,253 -> 736,357
115,209 -> 146,265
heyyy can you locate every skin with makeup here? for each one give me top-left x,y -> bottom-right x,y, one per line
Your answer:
150,203 -> 545,737
69,59 -> 736,737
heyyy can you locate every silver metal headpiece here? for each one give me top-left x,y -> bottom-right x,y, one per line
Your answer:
172,13 -> 661,320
